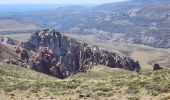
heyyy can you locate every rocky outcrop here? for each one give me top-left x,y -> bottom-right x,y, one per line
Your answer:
1,58 -> 28,68
0,36 -> 15,45
14,46 -> 29,62
153,63 -> 163,71
20,29 -> 140,78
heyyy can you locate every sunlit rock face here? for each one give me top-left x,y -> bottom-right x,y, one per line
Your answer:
21,29 -> 140,79
20,29 -> 63,56
0,36 -> 15,45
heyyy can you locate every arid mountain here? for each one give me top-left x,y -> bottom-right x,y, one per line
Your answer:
0,0 -> 170,48
130,0 -> 170,3
19,29 -> 140,78
0,1 -> 170,99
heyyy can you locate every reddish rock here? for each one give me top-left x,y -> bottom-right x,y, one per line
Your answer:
14,47 -> 29,62
20,29 -> 141,79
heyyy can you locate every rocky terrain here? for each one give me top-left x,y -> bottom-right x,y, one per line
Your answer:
0,35 -> 15,45
0,1 -> 169,99
1,0 -> 170,48
18,29 -> 140,78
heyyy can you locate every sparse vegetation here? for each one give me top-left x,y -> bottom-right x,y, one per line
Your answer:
0,48 -> 15,61
0,64 -> 170,99
0,0 -> 170,99
128,97 -> 139,100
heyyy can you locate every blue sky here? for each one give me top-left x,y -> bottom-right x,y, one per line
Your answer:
0,0 -> 128,4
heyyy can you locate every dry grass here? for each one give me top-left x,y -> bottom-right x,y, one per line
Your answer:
0,64 -> 170,100
0,47 -> 16,61
0,64 -> 57,81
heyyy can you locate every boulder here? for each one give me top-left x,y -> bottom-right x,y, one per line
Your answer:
153,63 -> 163,71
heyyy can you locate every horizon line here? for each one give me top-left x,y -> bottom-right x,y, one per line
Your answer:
0,1 -> 128,5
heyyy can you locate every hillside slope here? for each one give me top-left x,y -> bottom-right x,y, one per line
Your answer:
0,45 -> 16,61
0,64 -> 170,99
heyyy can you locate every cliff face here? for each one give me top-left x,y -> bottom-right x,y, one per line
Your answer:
21,29 -> 140,79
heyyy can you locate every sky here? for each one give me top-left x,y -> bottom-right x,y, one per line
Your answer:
0,0 -> 128,4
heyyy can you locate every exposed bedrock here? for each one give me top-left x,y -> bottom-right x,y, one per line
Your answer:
20,29 -> 140,78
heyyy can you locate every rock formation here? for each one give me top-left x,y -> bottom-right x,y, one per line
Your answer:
0,36 -> 15,45
14,46 -> 29,62
153,63 -> 163,71
1,58 -> 28,68
20,29 -> 140,79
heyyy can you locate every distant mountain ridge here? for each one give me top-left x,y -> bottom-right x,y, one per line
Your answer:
130,0 -> 170,3
0,0 -> 170,48
0,4 -> 78,13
